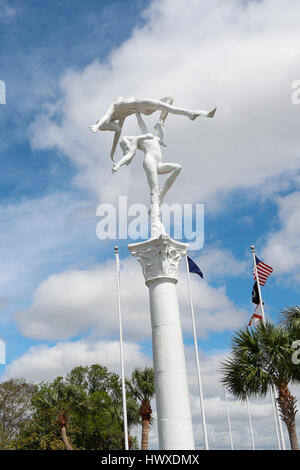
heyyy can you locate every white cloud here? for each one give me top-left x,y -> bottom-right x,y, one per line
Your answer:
15,257 -> 152,341
0,192 -> 100,304
192,247 -> 247,281
0,0 -> 16,22
28,0 -> 300,211
16,254 -> 248,342
3,339 -> 150,383
262,191 -> 300,283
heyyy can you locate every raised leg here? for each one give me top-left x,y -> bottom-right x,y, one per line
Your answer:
157,163 -> 182,204
154,96 -> 174,144
157,96 -> 174,124
137,98 -> 214,121
110,118 -> 125,161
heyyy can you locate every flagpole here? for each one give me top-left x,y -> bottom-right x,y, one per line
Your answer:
246,397 -> 255,450
224,388 -> 234,450
250,246 -> 266,323
185,254 -> 209,450
271,388 -> 282,450
250,245 -> 283,450
273,385 -> 286,450
114,246 -> 129,451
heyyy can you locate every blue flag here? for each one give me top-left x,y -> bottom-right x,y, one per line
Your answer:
187,256 -> 203,279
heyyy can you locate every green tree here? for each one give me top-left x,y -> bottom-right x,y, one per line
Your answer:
15,365 -> 140,450
221,321 -> 300,450
67,365 -> 139,449
280,305 -> 300,331
32,377 -> 90,450
0,379 -> 35,449
128,367 -> 155,450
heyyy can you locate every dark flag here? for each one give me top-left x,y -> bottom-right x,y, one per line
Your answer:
252,281 -> 260,304
187,256 -> 204,279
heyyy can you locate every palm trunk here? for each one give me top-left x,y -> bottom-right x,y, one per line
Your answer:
277,382 -> 299,450
57,410 -> 73,450
141,418 -> 150,450
287,422 -> 299,451
60,425 -> 73,450
140,399 -> 152,450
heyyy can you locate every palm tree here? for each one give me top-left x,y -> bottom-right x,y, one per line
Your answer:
34,377 -> 90,450
129,367 -> 155,450
280,305 -> 300,330
221,321 -> 300,450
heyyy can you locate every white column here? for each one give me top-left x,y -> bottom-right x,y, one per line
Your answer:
128,235 -> 195,450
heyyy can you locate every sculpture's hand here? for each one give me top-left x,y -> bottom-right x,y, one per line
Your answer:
112,163 -> 120,174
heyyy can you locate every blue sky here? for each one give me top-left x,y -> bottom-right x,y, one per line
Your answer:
1,0 -> 300,449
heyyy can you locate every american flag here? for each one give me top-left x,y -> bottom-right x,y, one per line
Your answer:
253,256 -> 273,286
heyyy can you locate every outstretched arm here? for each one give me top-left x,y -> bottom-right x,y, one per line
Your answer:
110,118 -> 125,161
154,121 -> 166,146
112,138 -> 138,173
135,112 -> 148,134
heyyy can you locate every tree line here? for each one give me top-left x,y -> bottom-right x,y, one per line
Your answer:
0,365 -> 155,450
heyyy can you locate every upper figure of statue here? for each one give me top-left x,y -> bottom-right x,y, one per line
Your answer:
89,96 -> 216,161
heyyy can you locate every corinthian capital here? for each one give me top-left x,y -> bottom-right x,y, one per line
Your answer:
128,235 -> 187,285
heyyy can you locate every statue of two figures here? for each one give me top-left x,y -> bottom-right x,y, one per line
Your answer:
90,96 -> 216,238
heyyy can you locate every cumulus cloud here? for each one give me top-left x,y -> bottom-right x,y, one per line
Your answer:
0,192 -> 101,304
262,191 -> 300,283
15,257 -> 151,341
3,339 -> 150,383
192,247 -> 248,281
16,253 -> 247,341
0,0 -> 16,23
28,0 -> 300,211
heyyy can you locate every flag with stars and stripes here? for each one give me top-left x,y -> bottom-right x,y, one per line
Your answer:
253,256 -> 273,286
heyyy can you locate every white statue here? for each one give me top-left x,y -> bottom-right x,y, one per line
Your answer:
89,96 -> 216,160
112,112 -> 183,238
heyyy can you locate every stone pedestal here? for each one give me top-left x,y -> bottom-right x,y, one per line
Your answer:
128,235 -> 194,450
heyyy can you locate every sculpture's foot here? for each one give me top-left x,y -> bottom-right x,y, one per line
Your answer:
151,220 -> 167,238
188,111 -> 200,121
112,164 -> 119,174
207,107 -> 217,118
188,107 -> 217,120
89,125 -> 99,133
154,121 -> 167,147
